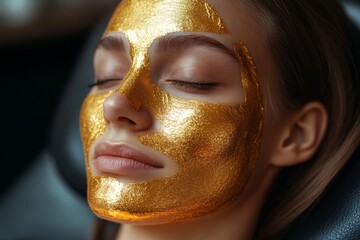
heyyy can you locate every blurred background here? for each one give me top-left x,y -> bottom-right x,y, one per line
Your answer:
0,0 -> 117,196
0,2 -> 120,239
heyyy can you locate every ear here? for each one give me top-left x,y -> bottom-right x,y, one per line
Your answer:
271,102 -> 328,167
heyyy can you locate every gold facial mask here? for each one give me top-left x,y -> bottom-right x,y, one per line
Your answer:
80,0 -> 263,223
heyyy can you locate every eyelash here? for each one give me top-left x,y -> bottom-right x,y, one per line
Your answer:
88,79 -> 121,88
167,80 -> 216,90
88,79 -> 215,91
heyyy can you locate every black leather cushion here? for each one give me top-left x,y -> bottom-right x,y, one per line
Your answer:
284,149 -> 360,239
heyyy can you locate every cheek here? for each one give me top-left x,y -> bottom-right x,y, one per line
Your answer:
139,100 -> 247,165
80,92 -> 112,167
137,92 -> 263,194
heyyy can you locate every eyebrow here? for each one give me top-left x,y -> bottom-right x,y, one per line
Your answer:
157,34 -> 239,62
96,36 -> 125,51
95,34 -> 239,62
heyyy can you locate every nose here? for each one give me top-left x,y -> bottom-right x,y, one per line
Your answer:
103,92 -> 153,131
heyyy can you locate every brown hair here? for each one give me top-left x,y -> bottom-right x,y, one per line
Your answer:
244,0 -> 360,238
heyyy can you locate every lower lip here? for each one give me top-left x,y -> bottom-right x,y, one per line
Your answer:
94,156 -> 157,175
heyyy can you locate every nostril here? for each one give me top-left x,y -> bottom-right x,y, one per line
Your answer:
117,117 -> 136,125
103,93 -> 153,131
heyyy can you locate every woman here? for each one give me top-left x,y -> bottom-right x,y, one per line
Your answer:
80,0 -> 360,239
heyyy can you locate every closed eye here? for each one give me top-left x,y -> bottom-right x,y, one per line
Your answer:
88,79 -> 122,88
166,80 -> 216,90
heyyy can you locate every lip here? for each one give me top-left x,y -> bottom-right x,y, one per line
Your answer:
94,142 -> 163,176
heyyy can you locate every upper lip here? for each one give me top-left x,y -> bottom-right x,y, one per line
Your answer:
94,141 -> 163,168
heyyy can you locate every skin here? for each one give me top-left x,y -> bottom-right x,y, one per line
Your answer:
89,0 -> 328,239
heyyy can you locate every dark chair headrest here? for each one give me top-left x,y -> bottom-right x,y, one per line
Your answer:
284,148 -> 360,239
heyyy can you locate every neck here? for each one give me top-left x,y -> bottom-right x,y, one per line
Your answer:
116,199 -> 262,240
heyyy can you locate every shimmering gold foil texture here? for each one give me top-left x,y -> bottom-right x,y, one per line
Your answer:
80,0 -> 263,223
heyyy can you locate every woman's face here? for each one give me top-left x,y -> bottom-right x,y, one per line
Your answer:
80,0 -> 269,224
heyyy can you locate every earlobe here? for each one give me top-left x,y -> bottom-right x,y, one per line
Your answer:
271,102 -> 328,167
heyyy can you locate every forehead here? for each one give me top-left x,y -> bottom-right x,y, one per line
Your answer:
104,0 -> 228,47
